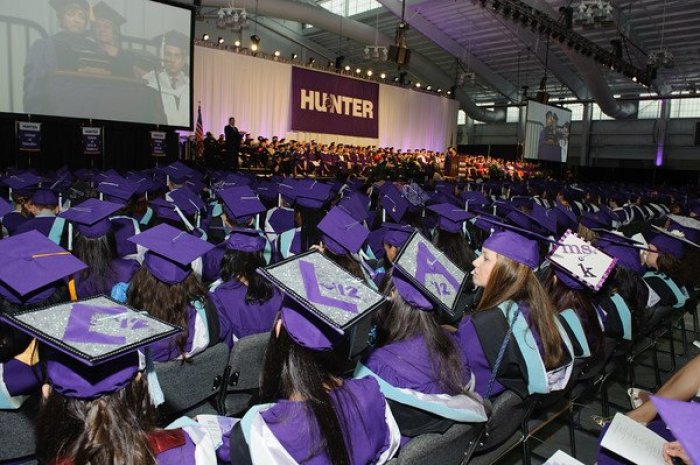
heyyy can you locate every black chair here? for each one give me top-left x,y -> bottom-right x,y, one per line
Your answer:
385,423 -> 482,465
224,333 -> 270,416
155,342 -> 230,422
0,396 -> 40,464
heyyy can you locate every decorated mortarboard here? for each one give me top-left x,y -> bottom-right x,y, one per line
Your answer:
258,251 -> 386,354
547,230 -> 617,291
30,188 -> 58,206
97,176 -> 136,203
217,186 -> 265,222
402,183 -> 430,207
650,396 -> 700,465
0,197 -> 12,217
128,224 -> 214,285
427,203 -> 473,234
0,230 -> 87,298
59,198 -> 123,238
92,1 -> 126,26
318,206 -> 369,255
226,227 -> 266,252
379,184 -> 410,223
0,295 -> 180,399
391,230 -> 467,317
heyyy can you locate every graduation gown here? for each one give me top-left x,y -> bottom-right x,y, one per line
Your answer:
209,280 -> 283,349
643,270 -> 688,310
229,377 -> 400,465
150,300 -> 220,362
2,212 -> 28,236
0,358 -> 41,409
73,258 -> 139,298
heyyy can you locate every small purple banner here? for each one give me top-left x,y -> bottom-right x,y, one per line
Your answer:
81,127 -> 103,156
150,131 -> 167,157
291,67 -> 379,138
16,121 -> 41,152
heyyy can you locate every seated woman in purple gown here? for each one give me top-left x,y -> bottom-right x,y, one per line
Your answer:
209,228 -> 283,348
7,299 -> 218,465
642,226 -> 692,310
229,253 -> 401,465
356,273 -> 487,442
455,228 -> 573,399
58,199 -> 140,299
127,224 -> 221,362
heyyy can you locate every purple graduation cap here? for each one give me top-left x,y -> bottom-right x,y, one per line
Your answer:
0,295 -> 180,399
338,193 -> 369,223
217,186 -> 266,224
650,396 -> 700,465
648,225 -> 695,259
59,198 -> 123,238
318,206 -> 369,255
30,188 -> 58,206
128,224 -> 214,285
0,230 -> 87,304
594,230 -> 646,274
226,227 -> 266,252
294,181 -> 333,209
481,222 -> 541,270
392,275 -> 433,311
427,203 -> 473,233
149,198 -> 181,223
391,230 -> 467,317
665,214 -> 700,244
579,211 -> 611,230
257,250 -> 385,354
2,172 -> 42,194
167,187 -> 206,217
379,184 -> 410,223
383,223 -> 414,248
97,176 -> 137,204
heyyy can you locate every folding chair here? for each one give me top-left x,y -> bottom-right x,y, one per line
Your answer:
223,333 -> 270,416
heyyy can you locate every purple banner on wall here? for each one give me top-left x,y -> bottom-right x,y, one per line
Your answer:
81,127 -> 103,156
16,122 -> 41,152
291,67 -> 379,138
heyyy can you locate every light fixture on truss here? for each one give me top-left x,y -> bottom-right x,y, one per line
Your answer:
573,0 -> 614,28
363,45 -> 389,62
217,2 -> 248,31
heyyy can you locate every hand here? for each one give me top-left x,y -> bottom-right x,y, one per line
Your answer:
663,441 -> 690,465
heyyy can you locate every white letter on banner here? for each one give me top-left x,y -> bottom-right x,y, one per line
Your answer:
300,89 -> 314,111
352,99 -> 363,117
342,96 -> 352,115
314,92 -> 325,112
330,95 -> 342,114
363,100 -> 374,119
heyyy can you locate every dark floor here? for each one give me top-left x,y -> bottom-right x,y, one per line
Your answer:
499,313 -> 700,465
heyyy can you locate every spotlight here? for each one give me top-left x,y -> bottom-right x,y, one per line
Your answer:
344,65 -> 351,71
380,73 -> 386,79
308,57 -> 316,65
437,88 -> 442,93
291,53 -> 298,60
632,76 -> 638,83
355,68 -> 361,74
202,34 -> 210,41
234,40 -> 241,47
250,43 -> 258,52
415,82 -> 421,88
218,37 -> 224,44
426,85 -> 432,90
250,34 -> 261,51
367,70 -> 373,77
447,90 -> 451,95
274,50 -> 281,57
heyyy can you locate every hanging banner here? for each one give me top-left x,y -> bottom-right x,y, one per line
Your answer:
150,131 -> 167,157
16,122 -> 42,152
291,67 -> 379,138
81,127 -> 103,156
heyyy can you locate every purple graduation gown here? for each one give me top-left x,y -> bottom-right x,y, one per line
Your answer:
110,217 -> 139,258
1,358 -> 42,407
12,216 -> 56,237
210,280 -> 283,349
3,211 -> 28,236
156,430 -> 198,465
201,243 -> 225,283
455,304 -> 544,398
150,304 -> 207,362
250,378 -> 395,465
74,258 -> 139,298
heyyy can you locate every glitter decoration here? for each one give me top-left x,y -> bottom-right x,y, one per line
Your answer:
1,296 -> 180,365
258,251 -> 385,332
393,230 -> 467,316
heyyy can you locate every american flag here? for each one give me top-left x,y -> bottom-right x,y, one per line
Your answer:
195,102 -> 204,157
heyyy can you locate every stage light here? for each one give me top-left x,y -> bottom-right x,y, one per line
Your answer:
437,88 -> 442,93
250,43 -> 258,51
632,76 -> 638,82
234,40 -> 241,47
415,82 -> 421,88
218,37 -> 224,44
426,85 -> 432,90
274,50 -> 281,57
355,68 -> 361,74
250,34 -> 260,51
380,73 -> 386,79
367,70 -> 373,77
308,57 -> 316,65
344,65 -> 351,71
202,34 -> 210,41
447,90 -> 451,95
291,53 -> 298,60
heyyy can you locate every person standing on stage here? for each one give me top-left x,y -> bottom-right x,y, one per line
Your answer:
225,117 -> 244,171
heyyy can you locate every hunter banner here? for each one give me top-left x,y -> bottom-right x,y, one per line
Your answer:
16,121 -> 42,152
291,67 -> 379,138
150,131 -> 167,157
81,127 -> 103,156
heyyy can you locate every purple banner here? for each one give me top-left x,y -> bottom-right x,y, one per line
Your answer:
16,122 -> 41,152
81,127 -> 103,156
291,67 -> 379,139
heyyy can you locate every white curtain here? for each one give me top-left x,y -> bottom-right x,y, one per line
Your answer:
193,45 -> 458,152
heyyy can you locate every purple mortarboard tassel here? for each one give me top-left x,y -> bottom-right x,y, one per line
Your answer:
483,231 -> 540,269
393,275 -> 433,311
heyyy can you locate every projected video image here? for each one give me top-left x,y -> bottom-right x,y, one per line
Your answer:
523,100 -> 572,163
0,0 -> 192,127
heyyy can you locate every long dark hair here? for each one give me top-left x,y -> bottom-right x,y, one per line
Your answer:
542,267 -> 604,358
656,252 -> 691,286
71,231 -> 118,295
297,205 -> 325,252
375,282 -> 465,394
477,254 -> 564,369
432,229 -> 476,273
126,268 -> 208,357
323,249 -> 365,282
36,375 -> 157,465
260,322 -> 354,465
220,249 -> 273,303
602,265 -> 649,337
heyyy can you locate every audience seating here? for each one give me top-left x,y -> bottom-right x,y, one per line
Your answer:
223,333 -> 270,416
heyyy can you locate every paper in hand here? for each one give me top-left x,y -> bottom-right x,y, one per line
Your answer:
543,450 -> 585,465
600,413 -> 666,465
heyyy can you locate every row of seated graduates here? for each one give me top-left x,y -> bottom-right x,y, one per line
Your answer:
0,160 -> 698,464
